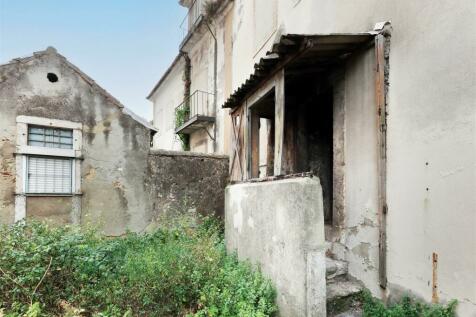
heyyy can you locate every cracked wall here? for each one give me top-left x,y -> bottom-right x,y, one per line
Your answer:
0,49 -> 153,235
146,149 -> 229,224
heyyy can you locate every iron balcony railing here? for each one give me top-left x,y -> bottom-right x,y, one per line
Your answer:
180,0 -> 204,39
175,90 -> 214,129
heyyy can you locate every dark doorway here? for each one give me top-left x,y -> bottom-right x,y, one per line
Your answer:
284,73 -> 334,223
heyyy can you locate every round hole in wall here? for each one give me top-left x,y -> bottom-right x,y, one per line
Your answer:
47,73 -> 58,83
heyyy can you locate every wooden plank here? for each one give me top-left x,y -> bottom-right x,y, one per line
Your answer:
246,78 -> 276,107
266,119 -> 275,176
432,252 -> 439,303
274,69 -> 285,176
375,33 -> 388,289
249,111 -> 260,178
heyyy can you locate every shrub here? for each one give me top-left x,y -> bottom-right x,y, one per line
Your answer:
0,217 -> 276,317
361,290 -> 457,317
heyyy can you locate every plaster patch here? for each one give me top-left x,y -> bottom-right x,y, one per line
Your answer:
233,207 -> 243,232
439,166 -> 465,178
84,166 -> 96,181
351,242 -> 371,264
276,205 -> 286,230
247,216 -> 255,228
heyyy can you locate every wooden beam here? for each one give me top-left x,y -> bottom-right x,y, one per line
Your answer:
246,78 -> 276,107
274,69 -> 285,176
375,33 -> 389,289
249,110 -> 260,179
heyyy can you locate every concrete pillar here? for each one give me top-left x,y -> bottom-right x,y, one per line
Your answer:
225,176 -> 326,317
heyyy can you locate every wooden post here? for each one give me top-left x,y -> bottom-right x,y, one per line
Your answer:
249,110 -> 260,178
375,33 -> 389,289
274,69 -> 285,176
432,252 -> 439,303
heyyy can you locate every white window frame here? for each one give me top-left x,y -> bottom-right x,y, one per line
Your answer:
26,156 -> 74,194
15,116 -> 83,222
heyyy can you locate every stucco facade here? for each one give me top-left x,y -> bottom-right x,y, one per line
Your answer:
148,55 -> 185,151
150,0 -> 476,315
0,47 -> 152,234
0,47 -> 229,237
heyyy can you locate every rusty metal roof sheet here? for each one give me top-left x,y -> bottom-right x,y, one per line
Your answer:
222,33 -> 375,109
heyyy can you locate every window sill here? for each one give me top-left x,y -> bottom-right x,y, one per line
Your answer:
15,193 -> 83,197
15,145 -> 80,158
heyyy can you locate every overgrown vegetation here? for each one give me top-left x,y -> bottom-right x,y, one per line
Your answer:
204,0 -> 226,20
361,290 -> 457,317
177,133 -> 190,151
0,217 -> 276,317
175,106 -> 190,150
175,105 -> 190,129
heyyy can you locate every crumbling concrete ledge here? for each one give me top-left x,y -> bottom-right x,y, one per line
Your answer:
225,176 -> 326,317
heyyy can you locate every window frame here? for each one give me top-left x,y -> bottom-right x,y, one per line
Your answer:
27,125 -> 74,149
14,116 -> 83,222
15,115 -> 82,197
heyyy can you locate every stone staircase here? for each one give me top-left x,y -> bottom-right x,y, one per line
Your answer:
326,257 -> 364,317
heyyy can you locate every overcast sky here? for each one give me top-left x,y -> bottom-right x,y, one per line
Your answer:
0,0 -> 187,121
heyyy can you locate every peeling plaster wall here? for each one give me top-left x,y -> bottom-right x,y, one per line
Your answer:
214,4 -> 234,156
150,57 -> 185,151
26,196 -> 72,225
0,50 -> 153,235
187,2 -> 233,155
150,2 -> 234,155
0,76 -> 17,224
341,47 -> 380,295
228,0 -> 476,315
188,30 -> 215,154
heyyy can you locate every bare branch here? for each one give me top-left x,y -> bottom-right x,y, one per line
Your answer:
30,257 -> 53,305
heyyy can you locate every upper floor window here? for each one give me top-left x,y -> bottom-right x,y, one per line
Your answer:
28,126 -> 73,149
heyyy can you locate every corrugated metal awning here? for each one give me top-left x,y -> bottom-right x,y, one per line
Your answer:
222,33 -> 375,109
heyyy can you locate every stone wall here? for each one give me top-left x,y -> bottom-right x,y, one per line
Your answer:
147,149 -> 229,221
225,176 -> 326,317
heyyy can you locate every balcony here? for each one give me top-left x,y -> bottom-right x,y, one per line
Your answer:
180,0 -> 205,41
175,90 -> 215,134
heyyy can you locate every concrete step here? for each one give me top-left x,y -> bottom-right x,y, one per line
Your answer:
326,257 -> 348,280
326,277 -> 363,300
334,309 -> 363,317
326,277 -> 364,316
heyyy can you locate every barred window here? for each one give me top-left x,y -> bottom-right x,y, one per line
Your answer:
28,126 -> 73,149
27,157 -> 73,194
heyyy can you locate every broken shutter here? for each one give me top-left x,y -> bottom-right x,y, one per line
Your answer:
230,106 -> 245,181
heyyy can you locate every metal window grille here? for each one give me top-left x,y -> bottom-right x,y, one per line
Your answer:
28,125 -> 73,149
27,157 -> 73,194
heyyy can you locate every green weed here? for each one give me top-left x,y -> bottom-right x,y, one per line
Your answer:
361,290 -> 457,317
0,218 -> 276,317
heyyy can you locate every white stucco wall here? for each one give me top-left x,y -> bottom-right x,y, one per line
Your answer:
228,0 -> 476,315
157,1 -> 476,313
150,57 -> 185,151
188,33 -> 215,153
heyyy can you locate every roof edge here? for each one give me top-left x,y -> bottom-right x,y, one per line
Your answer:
222,32 -> 376,109
1,47 -> 157,132
146,54 -> 183,100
